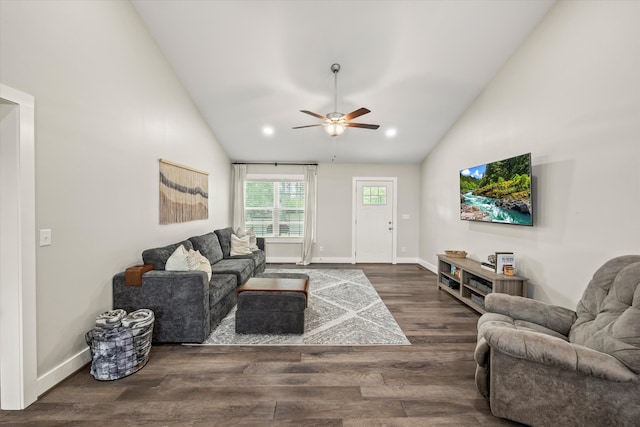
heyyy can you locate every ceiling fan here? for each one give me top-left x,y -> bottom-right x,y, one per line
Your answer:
293,63 -> 380,137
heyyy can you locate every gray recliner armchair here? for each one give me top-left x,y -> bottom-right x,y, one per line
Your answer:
474,255 -> 640,426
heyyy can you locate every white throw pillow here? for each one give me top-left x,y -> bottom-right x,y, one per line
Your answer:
166,245 -> 212,281
165,245 -> 192,271
230,233 -> 252,256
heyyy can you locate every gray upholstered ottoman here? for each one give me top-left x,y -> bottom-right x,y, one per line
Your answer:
235,273 -> 309,334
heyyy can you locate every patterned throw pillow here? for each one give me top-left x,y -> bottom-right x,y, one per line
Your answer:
236,227 -> 259,251
189,249 -> 212,281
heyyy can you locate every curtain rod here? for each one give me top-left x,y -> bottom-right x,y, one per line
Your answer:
232,162 -> 318,166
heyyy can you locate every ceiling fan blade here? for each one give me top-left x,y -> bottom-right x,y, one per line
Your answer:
300,110 -> 327,120
292,124 -> 323,129
343,107 -> 371,121
347,122 -> 380,130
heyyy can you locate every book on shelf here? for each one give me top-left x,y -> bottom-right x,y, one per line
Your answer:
450,265 -> 461,278
496,252 -> 516,275
481,262 -> 496,272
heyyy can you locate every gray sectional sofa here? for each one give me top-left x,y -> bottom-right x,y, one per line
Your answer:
113,227 -> 265,343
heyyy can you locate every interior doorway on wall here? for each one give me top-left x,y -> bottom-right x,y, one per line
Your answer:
352,177 -> 397,263
0,84 -> 38,410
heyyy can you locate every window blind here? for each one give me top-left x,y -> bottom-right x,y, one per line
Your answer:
245,180 -> 305,237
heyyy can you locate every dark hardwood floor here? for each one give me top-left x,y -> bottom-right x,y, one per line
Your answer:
1,264 -> 520,426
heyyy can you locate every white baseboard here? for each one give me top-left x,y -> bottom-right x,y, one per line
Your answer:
395,257 -> 419,264
266,256 -> 302,264
37,347 -> 91,397
267,256 -> 355,264
267,257 -> 428,265
312,256 -> 354,264
419,258 -> 437,274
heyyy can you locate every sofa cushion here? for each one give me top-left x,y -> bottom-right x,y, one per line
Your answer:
208,274 -> 237,309
230,250 -> 266,270
569,255 -> 640,374
214,227 -> 235,258
142,240 -> 194,270
211,258 -> 254,286
189,232 -> 223,265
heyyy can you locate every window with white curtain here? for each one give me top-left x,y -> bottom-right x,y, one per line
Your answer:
245,176 -> 305,238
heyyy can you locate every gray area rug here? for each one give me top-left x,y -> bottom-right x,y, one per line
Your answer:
200,269 -> 410,345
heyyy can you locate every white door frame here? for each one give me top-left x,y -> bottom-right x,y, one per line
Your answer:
351,177 -> 397,264
0,84 -> 38,410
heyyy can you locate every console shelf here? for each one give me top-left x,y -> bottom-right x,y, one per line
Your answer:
437,254 -> 528,314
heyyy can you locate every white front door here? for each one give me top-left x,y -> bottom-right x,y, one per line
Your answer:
354,179 -> 395,263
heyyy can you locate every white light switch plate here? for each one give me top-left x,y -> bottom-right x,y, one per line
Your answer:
39,229 -> 52,246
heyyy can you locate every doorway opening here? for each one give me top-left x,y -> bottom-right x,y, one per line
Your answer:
0,84 -> 37,410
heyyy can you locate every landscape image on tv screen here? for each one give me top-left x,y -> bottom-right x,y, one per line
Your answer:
460,153 -> 532,226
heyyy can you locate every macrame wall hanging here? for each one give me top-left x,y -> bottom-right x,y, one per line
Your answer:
159,159 -> 209,224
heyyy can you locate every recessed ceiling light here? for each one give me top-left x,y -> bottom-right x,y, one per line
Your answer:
262,126 -> 274,136
385,128 -> 397,138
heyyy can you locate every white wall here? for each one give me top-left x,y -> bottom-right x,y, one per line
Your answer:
251,163 -> 421,263
420,0 -> 640,309
317,163 -> 421,263
0,0 -> 231,389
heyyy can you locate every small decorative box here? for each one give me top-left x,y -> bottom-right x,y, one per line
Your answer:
124,264 -> 153,286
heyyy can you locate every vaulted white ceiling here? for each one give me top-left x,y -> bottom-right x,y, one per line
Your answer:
132,0 -> 555,164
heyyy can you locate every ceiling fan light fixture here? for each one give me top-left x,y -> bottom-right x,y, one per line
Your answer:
294,63 -> 379,136
325,120 -> 346,137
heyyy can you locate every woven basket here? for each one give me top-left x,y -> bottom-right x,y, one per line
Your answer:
85,318 -> 154,381
445,250 -> 467,258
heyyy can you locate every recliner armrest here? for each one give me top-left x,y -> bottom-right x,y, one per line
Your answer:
485,293 -> 577,336
482,325 -> 637,382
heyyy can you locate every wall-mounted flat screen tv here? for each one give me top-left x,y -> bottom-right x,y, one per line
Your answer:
460,153 -> 532,226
